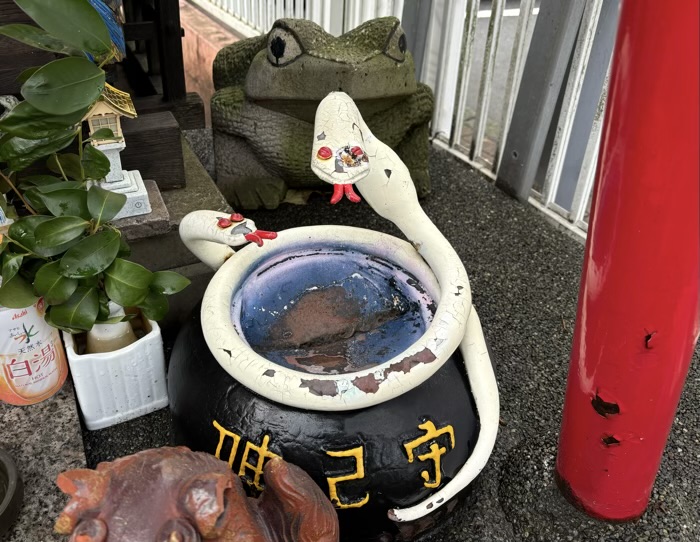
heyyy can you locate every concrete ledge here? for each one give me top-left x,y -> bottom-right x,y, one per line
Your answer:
0,381 -> 85,541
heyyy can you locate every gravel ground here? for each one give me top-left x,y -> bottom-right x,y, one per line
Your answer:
82,145 -> 700,541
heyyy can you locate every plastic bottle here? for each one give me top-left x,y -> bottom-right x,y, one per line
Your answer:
0,297 -> 68,406
85,303 -> 138,354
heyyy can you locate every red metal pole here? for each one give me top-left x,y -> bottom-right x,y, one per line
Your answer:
555,0 -> 700,521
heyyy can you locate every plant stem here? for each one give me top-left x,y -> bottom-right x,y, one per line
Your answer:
78,130 -> 86,181
8,239 -> 48,260
53,153 -> 69,182
0,170 -> 36,216
98,52 -> 116,69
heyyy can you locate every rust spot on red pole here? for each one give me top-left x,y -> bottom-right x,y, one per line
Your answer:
591,392 -> 620,418
644,330 -> 657,349
602,434 -> 621,447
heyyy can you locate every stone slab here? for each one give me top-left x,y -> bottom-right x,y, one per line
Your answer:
0,381 -> 85,541
161,135 -> 232,224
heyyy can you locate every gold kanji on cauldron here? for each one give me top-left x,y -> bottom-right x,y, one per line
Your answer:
212,420 -> 279,491
404,420 -> 456,489
325,446 -> 370,509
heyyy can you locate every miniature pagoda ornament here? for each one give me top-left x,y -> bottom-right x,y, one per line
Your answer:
82,83 -> 151,220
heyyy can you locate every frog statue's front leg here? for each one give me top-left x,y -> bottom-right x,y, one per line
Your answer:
211,87 -> 292,210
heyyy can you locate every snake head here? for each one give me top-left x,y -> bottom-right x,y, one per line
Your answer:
215,214 -> 277,247
311,92 -> 370,203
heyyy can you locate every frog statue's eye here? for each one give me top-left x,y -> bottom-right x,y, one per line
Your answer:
384,25 -> 407,63
267,27 -> 304,67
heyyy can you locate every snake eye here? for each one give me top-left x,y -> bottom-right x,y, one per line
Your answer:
350,146 -> 363,158
384,24 -> 407,62
267,26 -> 303,67
317,146 -> 333,160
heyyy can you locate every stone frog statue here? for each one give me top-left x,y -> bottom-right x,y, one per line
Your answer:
211,17 -> 434,209
54,447 -> 339,542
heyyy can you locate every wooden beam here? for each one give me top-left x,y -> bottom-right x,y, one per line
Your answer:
154,0 -> 186,102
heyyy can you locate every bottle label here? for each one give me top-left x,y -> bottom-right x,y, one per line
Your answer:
0,298 -> 68,405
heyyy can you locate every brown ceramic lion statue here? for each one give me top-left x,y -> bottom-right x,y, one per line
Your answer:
54,446 -> 339,542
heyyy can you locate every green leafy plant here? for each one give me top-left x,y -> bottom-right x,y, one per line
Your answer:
0,0 -> 189,333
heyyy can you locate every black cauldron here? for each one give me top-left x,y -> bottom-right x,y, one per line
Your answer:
169,305 -> 479,540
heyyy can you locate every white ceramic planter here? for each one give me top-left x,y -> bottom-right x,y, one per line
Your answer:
63,319 -> 168,431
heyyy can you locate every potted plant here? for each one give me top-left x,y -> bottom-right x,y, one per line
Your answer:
0,0 -> 189,428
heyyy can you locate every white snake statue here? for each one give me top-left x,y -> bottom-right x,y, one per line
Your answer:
309,92 -> 500,522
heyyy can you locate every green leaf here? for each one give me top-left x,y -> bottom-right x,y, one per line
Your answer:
7,215 -> 79,257
35,181 -> 83,192
0,195 -> 17,220
47,153 -> 83,180
22,57 -> 105,115
0,173 -> 11,194
87,185 -> 125,224
0,101 -> 86,139
97,313 -> 136,324
21,257 -> 45,282
0,129 -> 77,171
82,144 -> 110,180
59,228 -> 119,278
7,215 -> 49,252
0,101 -> 87,139
48,285 -> 98,331
24,184 -> 90,220
79,275 -> 99,288
38,188 -> 89,218
150,271 -> 190,295
85,128 -> 114,142
97,289 -> 109,319
117,236 -> 130,257
2,251 -> 24,283
104,257 -> 152,307
15,0 -> 112,56
22,187 -> 48,212
34,216 -> 89,247
0,273 -> 38,308
17,174 -> 62,189
16,66 -> 39,84
0,24 -> 83,56
21,187 -> 49,214
44,308 -> 82,334
33,260 -> 78,304
138,290 -> 169,321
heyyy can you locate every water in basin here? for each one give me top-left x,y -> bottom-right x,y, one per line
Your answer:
231,247 -> 436,375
